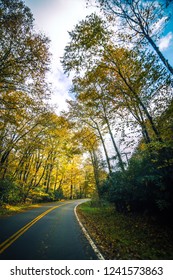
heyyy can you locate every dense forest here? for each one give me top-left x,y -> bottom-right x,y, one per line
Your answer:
0,0 -> 173,224
0,0 -> 98,204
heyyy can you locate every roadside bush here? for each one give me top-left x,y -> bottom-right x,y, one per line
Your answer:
0,178 -> 21,205
54,188 -> 64,200
28,188 -> 64,203
100,144 -> 173,222
29,190 -> 53,203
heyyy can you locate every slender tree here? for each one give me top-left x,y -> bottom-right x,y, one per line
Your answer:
93,0 -> 173,75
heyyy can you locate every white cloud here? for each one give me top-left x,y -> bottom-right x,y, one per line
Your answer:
158,32 -> 173,51
24,0 -> 98,112
47,68 -> 73,112
152,16 -> 168,35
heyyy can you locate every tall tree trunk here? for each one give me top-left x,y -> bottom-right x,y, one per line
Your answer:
70,183 -> 73,200
137,104 -> 151,143
106,118 -> 125,171
145,33 -> 173,76
104,0 -> 173,75
117,68 -> 163,142
101,103 -> 125,171
89,149 -> 101,196
93,120 -> 112,174
54,165 -> 59,192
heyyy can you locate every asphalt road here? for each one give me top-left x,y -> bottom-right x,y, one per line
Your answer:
0,199 -> 98,260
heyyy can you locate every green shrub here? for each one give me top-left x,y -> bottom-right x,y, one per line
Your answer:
100,145 -> 173,222
0,178 -> 21,205
54,188 -> 64,200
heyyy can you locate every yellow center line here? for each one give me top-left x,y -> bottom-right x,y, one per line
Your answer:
0,202 -> 72,254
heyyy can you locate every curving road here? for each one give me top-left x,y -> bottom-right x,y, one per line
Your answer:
0,199 -> 98,260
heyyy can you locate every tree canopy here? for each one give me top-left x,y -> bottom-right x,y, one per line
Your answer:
90,0 -> 173,75
61,3 -> 173,218
0,0 -> 99,204
0,0 -> 51,104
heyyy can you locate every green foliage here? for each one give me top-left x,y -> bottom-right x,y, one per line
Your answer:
61,13 -> 110,74
54,188 -> 64,200
0,0 -> 51,99
61,1 -> 173,224
100,144 -> 173,222
28,189 -> 60,203
0,178 -> 21,205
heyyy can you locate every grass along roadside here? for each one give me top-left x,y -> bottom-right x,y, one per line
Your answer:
77,201 -> 173,260
0,203 -> 41,217
0,199 -> 66,217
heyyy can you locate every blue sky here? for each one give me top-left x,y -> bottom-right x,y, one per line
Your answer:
158,2 -> 173,65
24,0 -> 173,111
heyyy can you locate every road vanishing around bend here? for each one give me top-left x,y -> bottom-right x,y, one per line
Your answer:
0,199 -> 98,260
